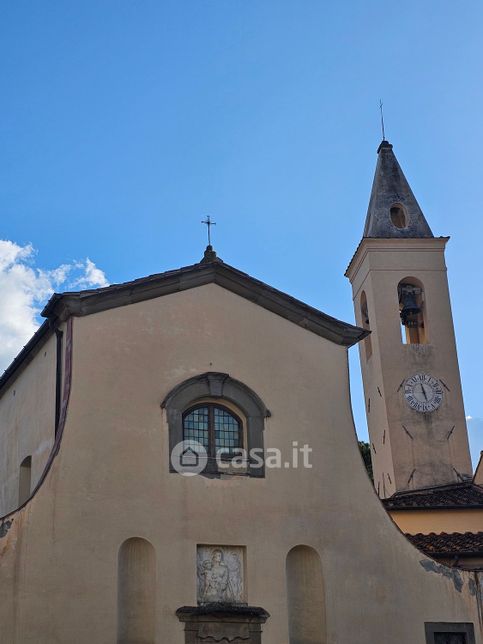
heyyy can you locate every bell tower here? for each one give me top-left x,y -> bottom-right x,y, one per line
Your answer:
346,140 -> 473,498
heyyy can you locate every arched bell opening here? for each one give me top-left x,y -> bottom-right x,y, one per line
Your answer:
360,291 -> 372,360
398,277 -> 427,344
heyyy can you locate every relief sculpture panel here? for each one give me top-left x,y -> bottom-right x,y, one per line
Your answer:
197,545 -> 245,604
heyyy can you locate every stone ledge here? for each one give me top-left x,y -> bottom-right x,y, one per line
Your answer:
176,605 -> 270,644
176,604 -> 269,620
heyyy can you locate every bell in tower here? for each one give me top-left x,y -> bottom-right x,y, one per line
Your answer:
398,283 -> 422,328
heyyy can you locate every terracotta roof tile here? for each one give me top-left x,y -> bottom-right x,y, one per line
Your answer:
407,531 -> 483,556
383,482 -> 483,509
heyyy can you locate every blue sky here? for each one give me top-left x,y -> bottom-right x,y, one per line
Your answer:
1,1 -> 482,465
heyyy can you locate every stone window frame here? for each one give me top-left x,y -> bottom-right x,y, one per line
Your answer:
162,372 -> 270,478
425,622 -> 475,644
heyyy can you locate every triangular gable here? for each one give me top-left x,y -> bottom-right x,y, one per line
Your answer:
0,258 -> 367,395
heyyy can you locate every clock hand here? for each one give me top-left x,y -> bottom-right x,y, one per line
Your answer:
420,384 -> 428,401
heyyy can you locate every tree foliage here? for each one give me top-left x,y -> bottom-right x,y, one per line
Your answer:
358,441 -> 373,481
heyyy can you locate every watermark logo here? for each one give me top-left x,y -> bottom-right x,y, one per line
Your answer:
171,440 -> 208,476
170,441 -> 312,477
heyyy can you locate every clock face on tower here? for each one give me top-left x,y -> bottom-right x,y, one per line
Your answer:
404,374 -> 444,413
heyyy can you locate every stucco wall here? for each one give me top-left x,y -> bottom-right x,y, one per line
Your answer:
390,508 -> 483,534
0,283 -> 481,643
0,333 -> 57,516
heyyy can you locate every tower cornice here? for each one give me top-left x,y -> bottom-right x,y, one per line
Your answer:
345,236 -> 450,283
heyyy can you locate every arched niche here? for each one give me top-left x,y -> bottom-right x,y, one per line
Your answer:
18,455 -> 32,506
286,545 -> 327,644
118,537 -> 156,644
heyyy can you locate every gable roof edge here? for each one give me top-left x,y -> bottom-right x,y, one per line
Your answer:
43,260 -> 367,347
0,260 -> 367,396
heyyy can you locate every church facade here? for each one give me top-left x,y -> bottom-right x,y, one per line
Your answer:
0,143 -> 482,643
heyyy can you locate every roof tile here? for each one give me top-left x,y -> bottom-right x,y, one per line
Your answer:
383,482 -> 483,509
407,531 -> 483,556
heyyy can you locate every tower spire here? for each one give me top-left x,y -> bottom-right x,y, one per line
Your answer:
363,142 -> 433,239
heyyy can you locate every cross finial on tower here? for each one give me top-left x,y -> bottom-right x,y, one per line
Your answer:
379,99 -> 386,141
201,215 -> 216,247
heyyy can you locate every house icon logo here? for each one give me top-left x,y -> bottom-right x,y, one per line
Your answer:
171,440 -> 208,476
180,446 -> 199,467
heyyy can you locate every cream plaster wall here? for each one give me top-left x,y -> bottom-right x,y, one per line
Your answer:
0,283 -> 481,643
347,238 -> 473,494
0,333 -> 57,515
390,508 -> 483,535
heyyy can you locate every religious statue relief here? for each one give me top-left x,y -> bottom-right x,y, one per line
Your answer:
197,546 -> 245,605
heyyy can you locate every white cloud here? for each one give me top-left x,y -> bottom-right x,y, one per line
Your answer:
71,258 -> 109,289
0,240 -> 108,373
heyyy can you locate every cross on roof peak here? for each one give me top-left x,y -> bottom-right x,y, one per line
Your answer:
201,215 -> 216,247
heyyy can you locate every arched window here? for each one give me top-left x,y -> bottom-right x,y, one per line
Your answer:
162,372 -> 270,478
360,291 -> 372,360
183,404 -> 242,458
18,455 -> 32,505
398,277 -> 427,344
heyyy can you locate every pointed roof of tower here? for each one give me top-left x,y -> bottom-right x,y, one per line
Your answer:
363,140 -> 433,238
